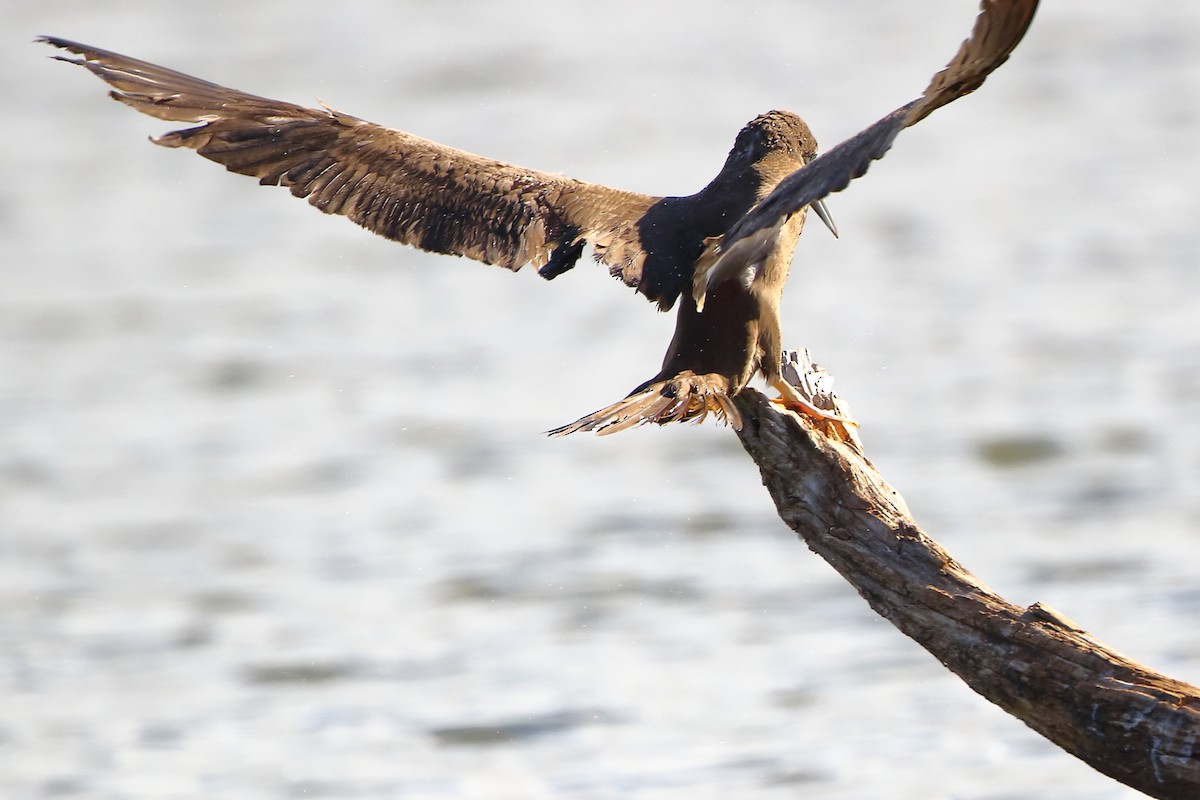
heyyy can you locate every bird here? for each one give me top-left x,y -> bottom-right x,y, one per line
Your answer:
38,0 -> 1037,438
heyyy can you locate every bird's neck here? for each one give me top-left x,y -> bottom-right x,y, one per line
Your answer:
693,163 -> 768,222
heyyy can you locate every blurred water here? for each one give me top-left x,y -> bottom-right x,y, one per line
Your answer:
3,2 -> 1200,798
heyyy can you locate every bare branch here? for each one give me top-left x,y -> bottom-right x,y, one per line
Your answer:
732,387 -> 1200,799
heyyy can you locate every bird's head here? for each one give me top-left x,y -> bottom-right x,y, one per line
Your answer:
724,110 -> 837,239
727,110 -> 818,172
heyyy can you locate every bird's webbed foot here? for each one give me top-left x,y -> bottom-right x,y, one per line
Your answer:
770,350 -> 862,449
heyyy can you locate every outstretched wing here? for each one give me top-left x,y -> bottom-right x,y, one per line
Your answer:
39,36 -> 659,289
694,0 -> 1039,298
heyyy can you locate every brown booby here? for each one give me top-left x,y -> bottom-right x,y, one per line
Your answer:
38,0 -> 1037,436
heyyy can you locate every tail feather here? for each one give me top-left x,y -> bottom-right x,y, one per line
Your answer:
549,372 -> 742,436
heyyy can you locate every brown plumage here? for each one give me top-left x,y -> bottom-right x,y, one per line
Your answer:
696,0 -> 1041,286
37,0 -> 1038,437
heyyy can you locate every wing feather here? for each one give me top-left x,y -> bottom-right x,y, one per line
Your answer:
699,0 -> 1038,280
39,36 -> 658,286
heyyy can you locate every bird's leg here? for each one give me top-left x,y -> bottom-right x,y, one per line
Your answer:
770,377 -> 862,449
767,349 -> 863,449
769,377 -> 856,424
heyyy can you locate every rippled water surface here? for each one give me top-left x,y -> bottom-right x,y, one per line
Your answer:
4,2 -> 1200,798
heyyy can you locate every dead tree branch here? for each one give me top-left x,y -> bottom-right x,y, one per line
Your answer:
731,387 -> 1200,799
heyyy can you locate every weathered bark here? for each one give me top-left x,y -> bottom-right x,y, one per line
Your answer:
732,387 -> 1200,799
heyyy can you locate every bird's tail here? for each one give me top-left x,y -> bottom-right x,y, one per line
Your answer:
548,372 -> 742,436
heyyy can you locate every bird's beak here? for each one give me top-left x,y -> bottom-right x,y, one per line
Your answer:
810,198 -> 838,238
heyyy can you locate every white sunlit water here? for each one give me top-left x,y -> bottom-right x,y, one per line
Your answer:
3,2 -> 1200,798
